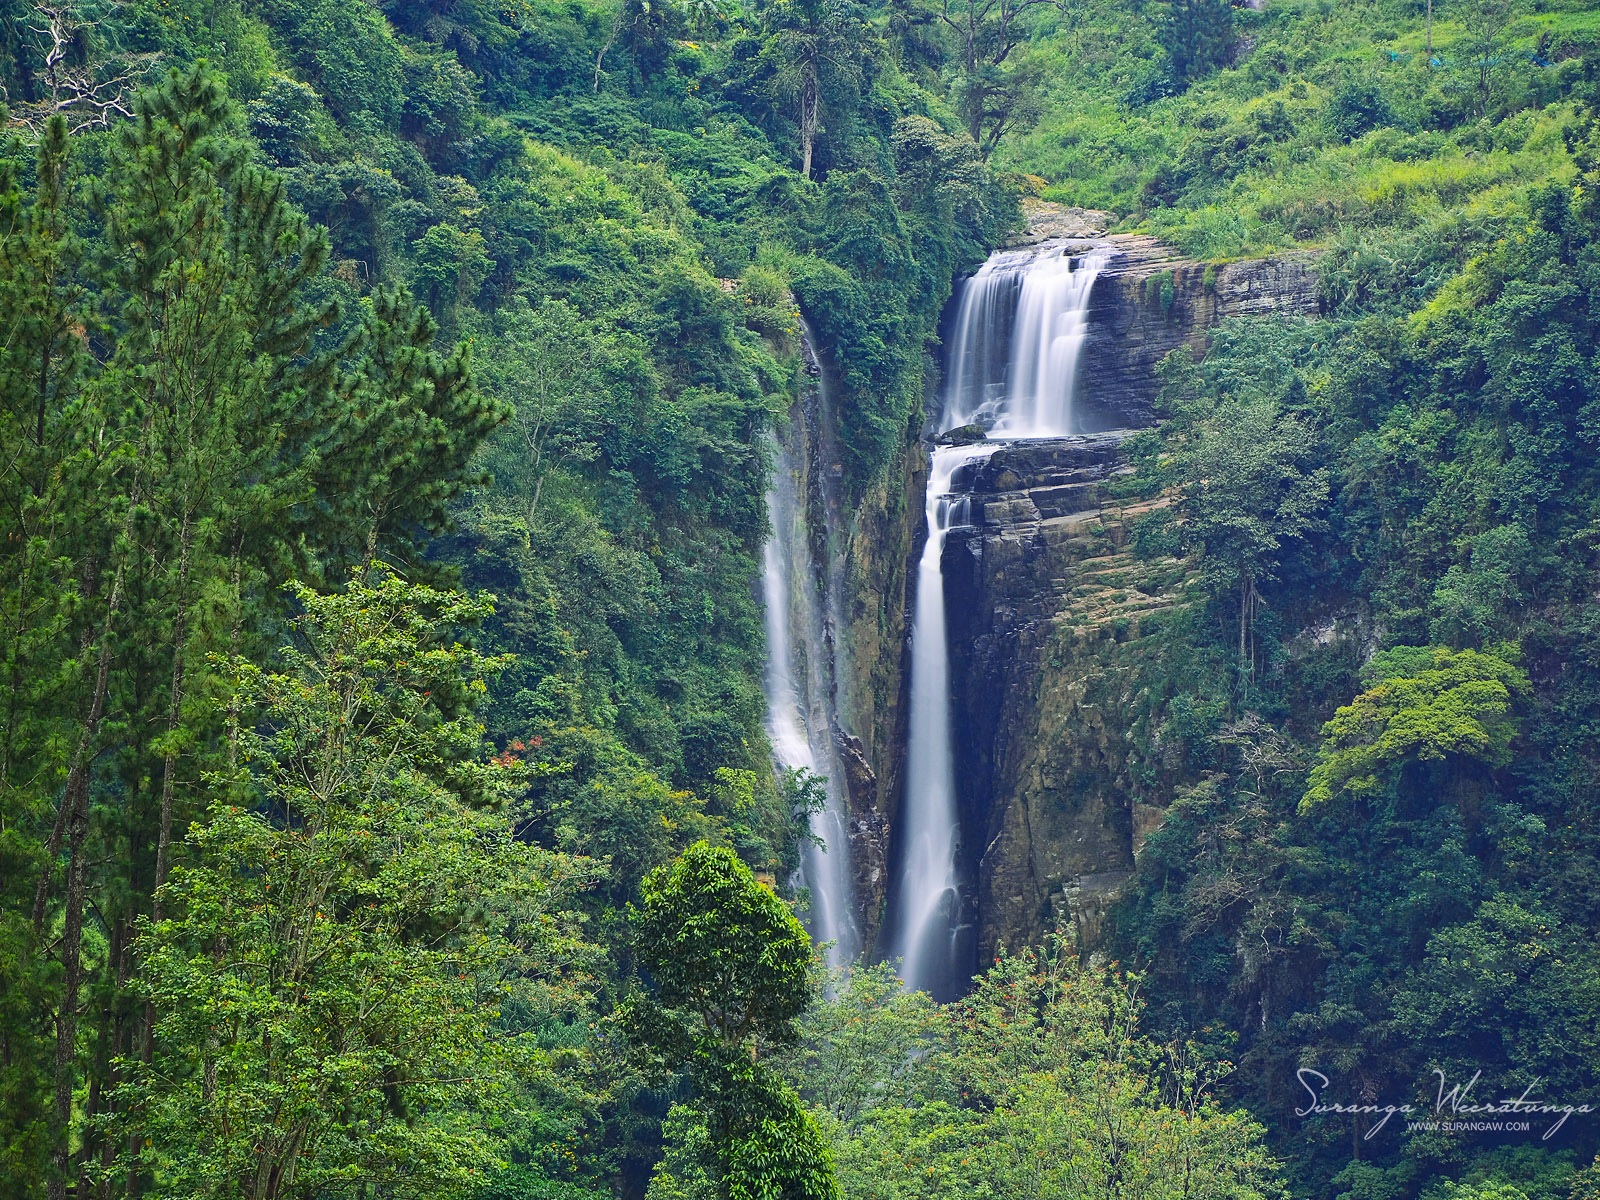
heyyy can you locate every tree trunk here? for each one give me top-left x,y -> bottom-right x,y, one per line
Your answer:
39,408 -> 152,1200
1239,576 -> 1248,662
151,508 -> 193,925
594,3 -> 628,93
800,72 -> 819,179
48,763 -> 93,1200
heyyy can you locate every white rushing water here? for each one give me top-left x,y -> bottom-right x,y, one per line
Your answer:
890,240 -> 1108,996
1000,245 -> 1111,437
891,443 -> 993,996
941,242 -> 1110,439
761,387 -> 860,971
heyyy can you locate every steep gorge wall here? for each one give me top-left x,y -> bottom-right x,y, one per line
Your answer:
786,334 -> 925,955
835,445 -> 924,952
927,215 -> 1321,963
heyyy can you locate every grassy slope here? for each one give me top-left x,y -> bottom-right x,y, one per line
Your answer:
1004,0 -> 1592,258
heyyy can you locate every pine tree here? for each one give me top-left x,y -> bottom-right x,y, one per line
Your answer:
3,63 -> 508,1197
0,113 -> 92,1200
1162,0 -> 1233,88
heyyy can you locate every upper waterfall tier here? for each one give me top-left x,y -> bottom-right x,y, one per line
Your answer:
940,241 -> 1111,439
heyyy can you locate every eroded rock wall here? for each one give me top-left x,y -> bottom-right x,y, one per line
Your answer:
1079,238 -> 1321,430
937,437 -> 1191,961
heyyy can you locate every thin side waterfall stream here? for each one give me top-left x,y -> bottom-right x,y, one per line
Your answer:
761,335 -> 860,971
889,240 -> 1109,997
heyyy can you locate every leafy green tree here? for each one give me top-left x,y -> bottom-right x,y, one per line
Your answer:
108,569 -> 599,1198
762,0 -> 869,179
471,296 -> 609,529
632,842 -> 836,1200
281,0 -> 406,123
936,0 -> 1066,153
1148,386 -> 1329,667
1428,524 -> 1531,646
785,961 -> 944,1129
953,52 -> 1044,160
1393,898 -> 1600,1100
799,935 -> 1286,1200
248,74 -> 323,166
1455,0 -> 1519,117
411,221 -> 494,337
1301,645 -> 1529,809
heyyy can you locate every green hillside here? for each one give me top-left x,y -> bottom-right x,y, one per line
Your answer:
0,0 -> 1596,1197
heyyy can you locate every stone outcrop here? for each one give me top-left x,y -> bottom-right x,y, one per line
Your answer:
1072,235 -> 1321,430
1004,199 -> 1112,244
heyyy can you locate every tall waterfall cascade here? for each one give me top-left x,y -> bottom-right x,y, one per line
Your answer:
761,332 -> 860,971
888,240 -> 1110,997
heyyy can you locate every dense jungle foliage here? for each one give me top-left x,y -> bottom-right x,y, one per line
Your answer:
1091,7 -> 1600,1200
0,0 -> 1596,1197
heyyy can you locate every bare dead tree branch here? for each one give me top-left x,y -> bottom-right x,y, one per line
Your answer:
11,3 -> 159,136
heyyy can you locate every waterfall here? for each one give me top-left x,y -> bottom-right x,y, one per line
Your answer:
941,243 -> 1110,438
889,239 -> 1107,996
890,443 -> 993,998
1001,245 -> 1111,437
761,341 -> 860,971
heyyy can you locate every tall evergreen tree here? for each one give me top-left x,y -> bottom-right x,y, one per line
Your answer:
1162,0 -> 1233,88
0,63 -> 507,1198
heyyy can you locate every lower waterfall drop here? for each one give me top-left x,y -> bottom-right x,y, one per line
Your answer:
889,239 -> 1108,996
761,382 -> 860,971
891,443 -> 993,999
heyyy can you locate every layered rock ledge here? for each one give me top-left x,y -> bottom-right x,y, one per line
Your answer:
933,435 -> 1190,961
1078,237 -> 1321,429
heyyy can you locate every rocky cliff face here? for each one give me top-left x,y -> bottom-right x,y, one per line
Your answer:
892,214 -> 1321,965
824,214 -> 1322,966
937,437 -> 1190,960
1078,237 -> 1321,430
836,445 -> 923,950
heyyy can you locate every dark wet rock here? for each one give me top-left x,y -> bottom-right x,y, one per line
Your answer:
921,434 -> 1195,962
936,423 -> 989,446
